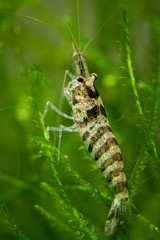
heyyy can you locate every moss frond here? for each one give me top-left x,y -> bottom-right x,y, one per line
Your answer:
121,9 -> 160,193
0,201 -> 28,240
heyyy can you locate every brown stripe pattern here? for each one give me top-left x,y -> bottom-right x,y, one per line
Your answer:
72,81 -> 128,199
69,52 -> 129,235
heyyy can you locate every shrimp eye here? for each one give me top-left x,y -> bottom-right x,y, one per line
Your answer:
77,76 -> 84,83
91,73 -> 98,81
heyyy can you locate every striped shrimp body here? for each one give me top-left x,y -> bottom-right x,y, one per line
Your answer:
64,51 -> 129,234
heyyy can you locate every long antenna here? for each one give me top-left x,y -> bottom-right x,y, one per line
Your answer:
77,0 -> 81,51
82,2 -> 124,53
2,11 -> 72,48
45,0 -> 80,52
3,2 -> 80,53
64,21 -> 80,52
2,11 -> 50,26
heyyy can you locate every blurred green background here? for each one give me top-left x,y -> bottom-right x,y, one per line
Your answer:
0,0 -> 160,239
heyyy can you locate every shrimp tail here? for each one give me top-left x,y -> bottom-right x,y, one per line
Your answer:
105,196 -> 132,235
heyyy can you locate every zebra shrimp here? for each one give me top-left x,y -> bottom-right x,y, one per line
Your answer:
43,48 -> 129,235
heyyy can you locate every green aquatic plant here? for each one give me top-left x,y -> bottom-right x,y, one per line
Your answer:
0,1 -> 160,239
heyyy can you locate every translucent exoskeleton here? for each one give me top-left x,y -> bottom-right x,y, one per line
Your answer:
42,46 -> 130,234
42,2 -> 129,236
